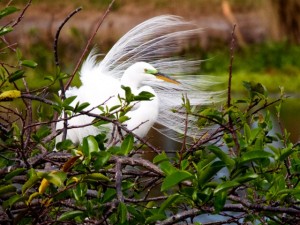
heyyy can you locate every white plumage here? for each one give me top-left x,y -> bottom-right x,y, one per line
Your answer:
56,15 -> 222,145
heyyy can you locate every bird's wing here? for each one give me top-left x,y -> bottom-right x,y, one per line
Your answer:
81,15 -> 223,142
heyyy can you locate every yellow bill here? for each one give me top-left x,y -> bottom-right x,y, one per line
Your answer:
155,72 -> 180,85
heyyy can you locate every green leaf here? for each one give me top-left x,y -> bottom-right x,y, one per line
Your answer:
277,145 -> 294,161
161,171 -> 193,191
0,6 -> 19,19
0,185 -> 16,197
118,202 -> 128,224
0,26 -> 13,36
21,60 -> 38,68
127,205 -> 145,222
22,173 -> 39,194
233,173 -> 259,184
63,96 -> 77,107
82,136 -> 99,161
58,210 -> 85,221
74,102 -> 90,113
43,171 -> 67,187
180,159 -> 189,170
158,194 -> 180,213
153,152 -> 168,164
133,91 -> 155,101
93,151 -> 111,170
32,125 -> 51,142
250,127 -> 263,143
159,161 -> 177,176
52,93 -> 63,106
3,194 -> 25,209
108,146 -> 121,155
214,191 -> 227,213
196,154 -> 217,171
198,161 -> 226,185
56,139 -> 75,150
120,134 -> 134,155
44,75 -> 54,82
244,123 -> 251,144
83,173 -> 110,182
4,168 -> 26,181
277,188 -> 300,197
102,188 -> 116,203
109,104 -> 121,112
240,150 -> 273,164
121,85 -> 134,102
9,70 -> 25,82
72,183 -> 87,201
214,181 -> 239,194
208,145 -> 235,170
119,115 -> 129,123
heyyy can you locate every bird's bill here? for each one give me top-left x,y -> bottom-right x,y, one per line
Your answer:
155,72 -> 180,85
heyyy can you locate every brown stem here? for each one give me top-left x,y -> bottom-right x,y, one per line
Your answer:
227,24 -> 240,155
12,0 -> 32,28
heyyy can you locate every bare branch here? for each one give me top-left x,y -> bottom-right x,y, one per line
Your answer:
21,93 -> 54,105
53,7 -> 82,67
227,24 -> 236,108
12,0 -> 32,27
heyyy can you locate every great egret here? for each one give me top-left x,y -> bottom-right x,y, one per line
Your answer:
56,15 -> 221,145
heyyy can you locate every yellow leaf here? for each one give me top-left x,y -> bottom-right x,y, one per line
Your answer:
27,192 -> 40,205
0,90 -> 21,101
38,178 -> 49,194
72,176 -> 80,183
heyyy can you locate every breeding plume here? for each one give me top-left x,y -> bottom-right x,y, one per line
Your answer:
56,15 -> 221,145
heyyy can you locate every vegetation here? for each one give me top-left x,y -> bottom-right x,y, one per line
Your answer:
199,42 -> 300,93
1,1 -> 300,225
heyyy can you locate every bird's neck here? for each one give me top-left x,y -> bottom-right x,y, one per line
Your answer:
121,72 -> 140,90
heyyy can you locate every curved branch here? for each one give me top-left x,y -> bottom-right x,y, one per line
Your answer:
53,7 -> 82,67
157,200 -> 300,225
12,0 -> 32,27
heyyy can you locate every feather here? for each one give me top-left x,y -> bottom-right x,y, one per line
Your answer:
57,15 -> 223,145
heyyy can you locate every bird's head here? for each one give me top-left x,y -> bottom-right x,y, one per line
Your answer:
122,62 -> 180,88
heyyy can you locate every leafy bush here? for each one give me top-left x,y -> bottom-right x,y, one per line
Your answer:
1,2 -> 300,225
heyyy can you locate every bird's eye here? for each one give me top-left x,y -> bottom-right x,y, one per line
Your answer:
144,68 -> 157,75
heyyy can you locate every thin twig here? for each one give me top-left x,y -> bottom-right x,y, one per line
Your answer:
53,7 -> 82,67
21,93 -> 54,105
53,7 -> 82,142
227,24 -> 236,108
227,24 -> 240,155
64,0 -> 116,91
21,78 -> 32,153
12,0 -> 32,27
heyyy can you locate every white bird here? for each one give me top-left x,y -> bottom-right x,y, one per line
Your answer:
56,15 -> 222,145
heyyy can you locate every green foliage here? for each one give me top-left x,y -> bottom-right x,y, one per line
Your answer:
199,42 -> 300,93
1,2 -> 300,225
